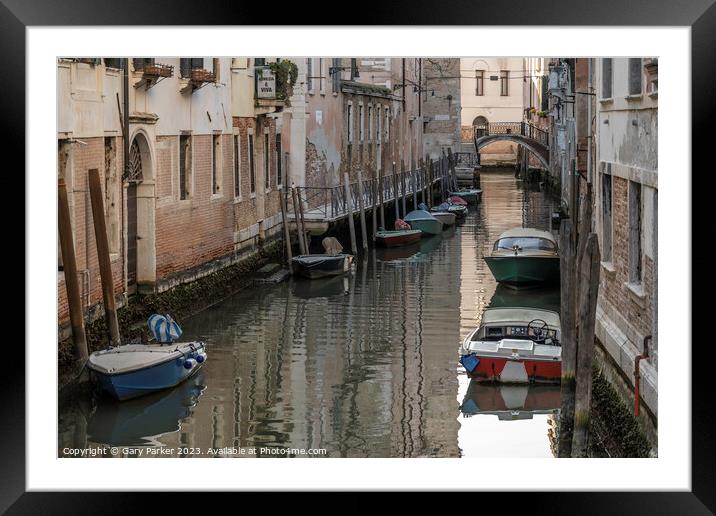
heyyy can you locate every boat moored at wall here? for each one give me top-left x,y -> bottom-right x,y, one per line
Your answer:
291,254 -> 354,279
484,228 -> 560,286
403,210 -> 443,236
459,307 -> 561,384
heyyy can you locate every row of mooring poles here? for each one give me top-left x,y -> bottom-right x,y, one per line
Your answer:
558,177 -> 601,458
58,168 -> 124,374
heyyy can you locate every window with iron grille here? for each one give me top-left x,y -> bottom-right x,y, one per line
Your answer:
385,107 -> 390,142
104,58 -> 121,69
368,106 -> 373,141
601,58 -> 612,99
233,135 -> 241,198
476,70 -> 484,96
254,58 -> 266,66
629,58 -> 642,95
500,70 -> 509,96
249,134 -> 256,194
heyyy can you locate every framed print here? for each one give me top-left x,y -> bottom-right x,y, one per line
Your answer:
6,0 -> 711,511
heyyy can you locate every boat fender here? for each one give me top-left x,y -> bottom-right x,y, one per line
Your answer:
183,358 -> 196,370
195,353 -> 206,364
460,354 -> 480,373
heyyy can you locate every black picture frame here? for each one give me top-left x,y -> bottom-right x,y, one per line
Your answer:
6,0 -> 710,512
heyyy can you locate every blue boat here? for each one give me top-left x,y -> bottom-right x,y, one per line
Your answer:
87,314 -> 207,401
88,341 -> 207,401
404,209 -> 443,235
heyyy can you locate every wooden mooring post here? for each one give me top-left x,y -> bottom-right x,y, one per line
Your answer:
392,162 -> 399,220
291,185 -> 307,255
87,168 -> 121,347
357,169 -> 369,251
378,167 -> 385,229
279,187 -> 293,274
412,164 -> 418,209
371,168 -> 378,241
58,178 -> 88,364
400,160 -> 407,217
344,172 -> 358,255
558,218 -> 577,457
572,232 -> 601,457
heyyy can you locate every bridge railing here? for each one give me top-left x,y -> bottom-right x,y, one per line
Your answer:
466,121 -> 550,148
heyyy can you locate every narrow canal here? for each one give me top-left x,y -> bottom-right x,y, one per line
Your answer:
59,169 -> 562,458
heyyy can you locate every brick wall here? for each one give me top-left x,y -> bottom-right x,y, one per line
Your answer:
599,175 -> 654,339
155,133 -> 235,278
58,136 -> 125,326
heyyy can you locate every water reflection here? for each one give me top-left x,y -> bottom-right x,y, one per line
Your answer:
58,170 -> 560,458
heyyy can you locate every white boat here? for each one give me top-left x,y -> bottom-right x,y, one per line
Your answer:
459,307 -> 561,383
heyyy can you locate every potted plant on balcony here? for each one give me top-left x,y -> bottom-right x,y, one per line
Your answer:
268,59 -> 298,104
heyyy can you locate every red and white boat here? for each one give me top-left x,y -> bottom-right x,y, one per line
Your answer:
459,307 -> 561,383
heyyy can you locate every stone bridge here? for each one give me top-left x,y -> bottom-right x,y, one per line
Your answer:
473,122 -> 550,169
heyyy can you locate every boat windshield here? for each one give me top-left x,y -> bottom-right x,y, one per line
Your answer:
494,237 -> 556,252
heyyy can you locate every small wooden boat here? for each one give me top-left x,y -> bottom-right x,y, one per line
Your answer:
448,189 -> 482,204
88,341 -> 207,401
459,307 -> 561,384
375,229 -> 422,247
291,254 -> 353,279
404,210 -> 443,236
484,228 -> 560,286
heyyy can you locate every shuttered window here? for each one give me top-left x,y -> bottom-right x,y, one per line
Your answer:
133,58 -> 154,71
180,58 -> 204,78
332,58 -> 341,93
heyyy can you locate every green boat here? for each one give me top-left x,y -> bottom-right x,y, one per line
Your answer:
484,228 -> 560,286
403,210 -> 443,236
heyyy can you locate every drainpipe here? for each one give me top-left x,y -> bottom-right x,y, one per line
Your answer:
634,335 -> 652,416
122,58 -> 130,179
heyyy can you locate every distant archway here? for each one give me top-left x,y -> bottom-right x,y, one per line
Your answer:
472,116 -> 489,139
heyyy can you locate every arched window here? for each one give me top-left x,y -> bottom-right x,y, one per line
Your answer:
472,116 -> 489,138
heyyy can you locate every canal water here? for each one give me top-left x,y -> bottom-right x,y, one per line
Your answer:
59,169 -> 562,458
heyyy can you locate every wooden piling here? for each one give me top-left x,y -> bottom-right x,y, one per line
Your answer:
357,169 -> 369,251
371,168 -> 378,241
412,166 -> 418,208
378,167 -> 385,229
58,178 -> 88,364
87,169 -> 121,347
344,172 -> 358,255
392,162 -> 399,220
291,185 -> 306,255
279,187 -> 294,274
447,148 -> 458,192
427,156 -> 434,209
558,218 -> 577,458
571,232 -> 601,457
400,160 -> 407,217
297,187 -> 309,252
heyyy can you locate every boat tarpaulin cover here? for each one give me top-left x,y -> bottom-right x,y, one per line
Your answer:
394,219 -> 411,230
148,314 -> 182,343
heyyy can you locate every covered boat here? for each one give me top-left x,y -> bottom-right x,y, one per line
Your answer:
459,307 -> 561,383
434,201 -> 468,219
420,202 -> 456,227
88,341 -> 207,401
448,188 -> 482,204
291,254 -> 353,279
404,209 -> 443,236
484,228 -> 560,286
448,195 -> 468,206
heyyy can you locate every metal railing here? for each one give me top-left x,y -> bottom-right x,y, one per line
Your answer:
288,157 -> 455,222
462,122 -> 550,147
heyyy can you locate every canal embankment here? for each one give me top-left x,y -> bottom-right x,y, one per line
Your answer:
58,237 -> 285,393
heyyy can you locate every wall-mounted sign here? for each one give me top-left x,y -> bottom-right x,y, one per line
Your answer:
315,110 -> 323,125
434,114 -> 450,121
256,68 -> 276,99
